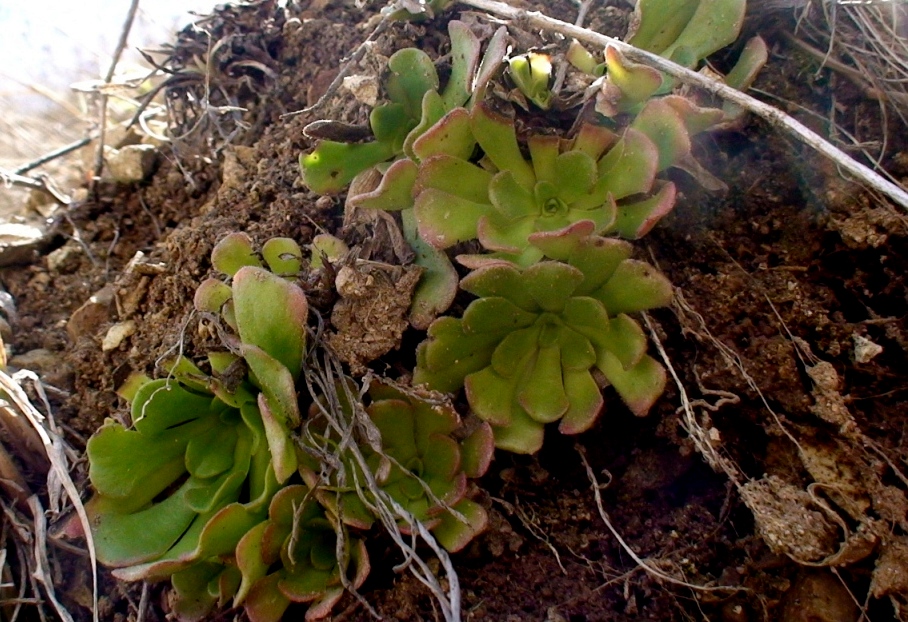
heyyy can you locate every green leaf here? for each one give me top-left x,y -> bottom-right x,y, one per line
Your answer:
593,259 -> 673,314
368,398 -> 418,462
724,36 -> 768,91
471,104 -> 535,188
402,208 -> 459,329
464,366 -> 517,427
598,352 -> 667,416
87,482 -> 197,567
87,423 -> 189,506
554,151 -> 598,204
261,238 -> 302,276
490,325 -> 540,378
528,135 -> 559,184
460,422 -> 494,478
211,233 -> 262,277
194,278 -> 233,313
571,123 -> 617,161
233,266 -> 307,378
412,107 -> 476,162
414,187 -> 490,249
631,96 -> 691,171
606,46 -> 664,103
386,48 -> 440,119
415,154 -> 493,204
507,53 -> 553,110
186,424 -> 238,479
658,0 -> 747,65
558,370 -> 604,434
517,343 -> 570,423
594,313 -> 647,370
349,159 -> 418,212
612,181 -> 677,239
432,498 -> 488,552
131,379 -> 214,435
626,0 -> 698,54
460,264 -> 538,311
462,297 -> 537,335
403,90 -> 448,159
487,170 -> 536,222
557,325 -> 597,371
491,407 -> 545,454
442,21 -> 481,109
255,385 -> 298,484
596,129 -> 659,200
523,262 -> 584,313
299,140 -> 394,195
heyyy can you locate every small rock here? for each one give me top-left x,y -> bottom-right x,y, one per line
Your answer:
342,74 -> 379,106
104,144 -> 158,184
0,223 -> 45,267
102,321 -> 136,352
852,333 -> 883,364
46,241 -> 82,273
67,285 -> 115,341
9,348 -> 58,372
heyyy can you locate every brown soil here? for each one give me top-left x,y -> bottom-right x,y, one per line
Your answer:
3,1 -> 908,621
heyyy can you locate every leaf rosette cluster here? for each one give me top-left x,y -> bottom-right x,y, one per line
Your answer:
414,221 -> 673,453
300,381 -> 494,552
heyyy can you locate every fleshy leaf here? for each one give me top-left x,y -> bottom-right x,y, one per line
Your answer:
612,181 -> 677,239
386,48 -> 440,120
598,352 -> 667,416
558,370 -> 605,434
460,422 -> 494,478
299,140 -> 394,195
471,104 -> 535,188
402,209 -> 459,329
262,238 -> 303,276
596,129 -> 659,200
194,278 -> 233,313
412,107 -> 476,161
212,233 -> 262,277
432,498 -> 489,553
491,407 -> 545,454
517,342 -> 570,423
593,260 -> 673,314
442,21 -> 481,110
465,366 -> 518,427
233,266 -> 307,378
415,154 -> 493,204
349,159 -> 418,212
631,99 -> 691,171
415,187 -> 489,248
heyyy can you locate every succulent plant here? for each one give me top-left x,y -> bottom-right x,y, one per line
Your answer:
568,0 -> 765,116
194,232 -> 309,483
86,358 -> 280,579
507,52 -> 554,110
303,23 -> 508,326
626,0 -> 747,69
414,221 -> 673,453
301,22 -> 506,195
300,380 -> 493,552
87,232 -> 311,582
235,484 -> 370,622
407,102 -> 683,267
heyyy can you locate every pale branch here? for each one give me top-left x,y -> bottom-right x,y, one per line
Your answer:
456,0 -> 908,211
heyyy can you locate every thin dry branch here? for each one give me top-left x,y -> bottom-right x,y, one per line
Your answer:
456,0 -> 908,211
0,371 -> 98,622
